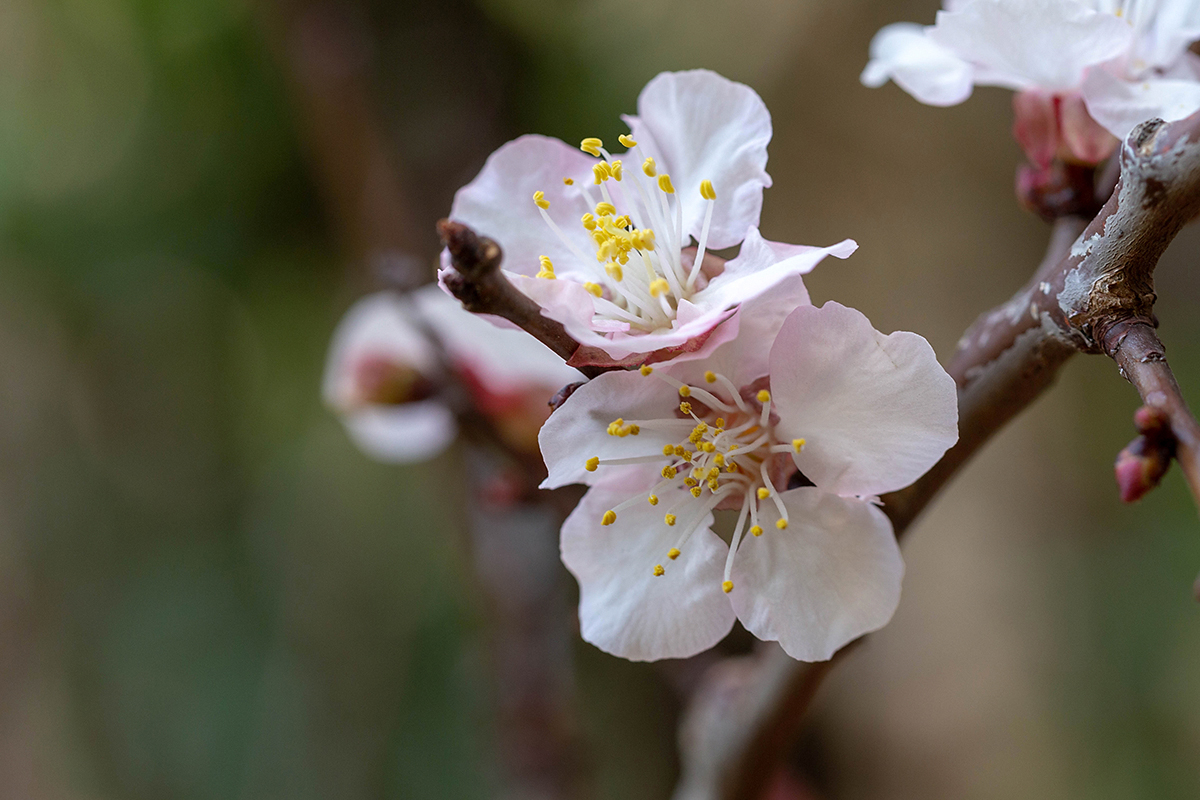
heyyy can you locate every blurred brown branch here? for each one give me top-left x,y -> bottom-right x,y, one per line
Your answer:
674,110 -> 1200,800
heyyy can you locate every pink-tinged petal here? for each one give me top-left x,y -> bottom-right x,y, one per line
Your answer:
861,22 -> 976,106
412,284 -> 581,398
930,0 -> 1132,92
1058,92 -> 1118,165
1082,65 -> 1200,141
729,488 -> 902,662
505,270 -> 605,337
669,272 -> 810,390
623,70 -> 771,250
563,468 -> 736,661
691,227 -> 855,316
769,302 -> 958,497
539,369 -> 694,489
449,134 -> 597,279
1012,90 -> 1061,168
340,402 -> 457,463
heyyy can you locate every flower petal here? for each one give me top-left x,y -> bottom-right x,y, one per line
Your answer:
563,468 -> 736,661
339,402 -> 457,463
448,134 -> 597,279
539,369 -> 694,489
729,488 -> 902,661
1082,62 -> 1200,141
691,227 -> 855,316
929,0 -> 1132,92
769,302 -> 958,497
623,70 -> 772,250
861,22 -> 976,106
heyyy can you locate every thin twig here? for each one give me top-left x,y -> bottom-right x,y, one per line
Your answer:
437,220 -> 609,379
1108,322 -> 1200,507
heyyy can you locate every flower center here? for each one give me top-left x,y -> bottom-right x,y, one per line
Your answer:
533,135 -> 717,335
583,366 -> 806,594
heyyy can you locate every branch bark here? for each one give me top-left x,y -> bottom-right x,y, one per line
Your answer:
674,110 -> 1200,800
437,220 -> 608,379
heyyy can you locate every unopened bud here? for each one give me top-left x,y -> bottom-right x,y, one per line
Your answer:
1114,405 -> 1175,503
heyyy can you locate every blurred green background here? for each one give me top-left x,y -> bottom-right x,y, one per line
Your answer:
2,0 -> 1199,797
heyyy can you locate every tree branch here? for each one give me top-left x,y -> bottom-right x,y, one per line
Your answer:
437,219 -> 609,379
675,109 -> 1200,800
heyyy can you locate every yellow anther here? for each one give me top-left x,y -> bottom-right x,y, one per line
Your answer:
581,213 -> 597,231
704,371 -> 717,383
715,418 -> 726,428
585,456 -> 600,472
628,424 -> 640,435
776,518 -> 788,530
649,278 -> 670,297
653,564 -> 665,577
619,134 -> 637,147
615,426 -> 631,437
793,438 -> 806,452
595,201 -> 616,217
662,444 -> 675,457
661,465 -> 677,479
728,444 -> 739,451
648,494 -> 659,506
756,390 -> 771,403
673,445 -> 688,457
684,477 -> 697,487
714,454 -> 725,467
665,514 -> 677,527
757,487 -> 770,500
642,157 -> 657,177
694,422 -> 708,434
605,263 -> 624,281
691,486 -> 703,498
563,177 -> 574,186
640,365 -> 654,376
593,163 -> 611,184
750,525 -> 763,537
678,385 -> 692,398
708,467 -> 720,480
601,510 -> 617,526
679,402 -> 692,415
584,282 -> 603,297
658,174 -> 675,194
533,190 -> 550,209
633,229 -> 656,251
609,160 -> 623,181
537,267 -> 556,280
700,179 -> 716,201
722,580 -> 734,594
707,478 -> 719,491
580,137 -> 603,156
612,215 -> 630,229
537,255 -> 555,279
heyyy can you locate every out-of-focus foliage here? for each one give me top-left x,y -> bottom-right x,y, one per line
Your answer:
2,0 -> 1199,798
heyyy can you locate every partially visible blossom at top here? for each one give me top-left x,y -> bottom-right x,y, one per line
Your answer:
862,0 -> 1200,165
444,69 -> 856,365
324,284 -> 582,462
538,279 -> 958,661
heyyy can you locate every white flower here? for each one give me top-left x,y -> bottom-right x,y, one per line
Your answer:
538,282 -> 959,661
444,69 -> 855,364
862,0 -> 1200,143
324,285 -> 582,462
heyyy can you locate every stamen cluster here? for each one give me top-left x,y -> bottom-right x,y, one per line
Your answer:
532,135 -> 718,334
585,367 -> 805,594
